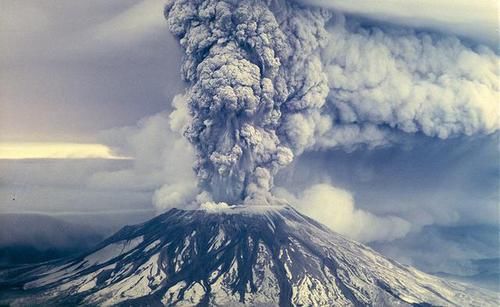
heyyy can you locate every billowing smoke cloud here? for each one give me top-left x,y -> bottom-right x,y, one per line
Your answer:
165,0 -> 499,205
290,17 -> 499,152
321,16 -> 499,140
275,184 -> 411,242
91,94 -> 198,211
165,0 -> 331,204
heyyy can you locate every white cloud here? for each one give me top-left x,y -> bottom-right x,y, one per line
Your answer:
153,182 -> 197,211
276,183 -> 411,242
89,94 -> 198,212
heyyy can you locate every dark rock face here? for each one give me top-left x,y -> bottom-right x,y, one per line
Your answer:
0,206 -> 496,306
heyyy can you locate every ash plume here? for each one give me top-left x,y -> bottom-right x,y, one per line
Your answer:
165,0 -> 499,206
321,16 -> 499,141
165,0 -> 331,205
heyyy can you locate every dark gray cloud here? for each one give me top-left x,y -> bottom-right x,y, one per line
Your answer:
370,224 -> 500,291
276,134 -> 499,227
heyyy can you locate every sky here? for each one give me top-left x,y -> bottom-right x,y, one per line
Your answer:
0,0 -> 498,288
301,0 -> 499,45
0,0 -> 184,142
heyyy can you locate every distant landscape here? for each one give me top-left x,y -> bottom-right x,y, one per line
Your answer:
0,212 -> 154,266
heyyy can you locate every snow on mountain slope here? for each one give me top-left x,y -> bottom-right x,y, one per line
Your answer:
1,205 -> 497,306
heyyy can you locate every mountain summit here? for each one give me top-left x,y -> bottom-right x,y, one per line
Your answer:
1,205 -> 496,306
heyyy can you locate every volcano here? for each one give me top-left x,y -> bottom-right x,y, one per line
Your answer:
0,205 -> 496,306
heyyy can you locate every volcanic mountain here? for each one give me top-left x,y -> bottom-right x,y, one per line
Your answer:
0,205 -> 496,306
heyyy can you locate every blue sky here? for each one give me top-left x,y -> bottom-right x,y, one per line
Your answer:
0,0 -> 498,287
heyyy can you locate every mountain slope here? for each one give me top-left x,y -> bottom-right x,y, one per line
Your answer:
1,205 -> 497,306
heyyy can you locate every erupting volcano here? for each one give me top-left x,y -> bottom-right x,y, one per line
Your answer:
1,205 -> 496,306
1,0 -> 498,306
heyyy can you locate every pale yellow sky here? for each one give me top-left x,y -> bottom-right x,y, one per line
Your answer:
0,142 -> 131,160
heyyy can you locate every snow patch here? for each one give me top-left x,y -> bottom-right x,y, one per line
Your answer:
144,239 -> 162,252
83,236 -> 143,267
199,201 -> 232,212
